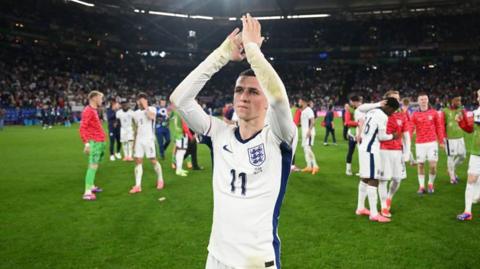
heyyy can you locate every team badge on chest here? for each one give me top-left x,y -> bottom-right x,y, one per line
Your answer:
248,144 -> 266,166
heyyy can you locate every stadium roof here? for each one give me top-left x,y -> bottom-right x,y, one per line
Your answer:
93,0 -> 473,17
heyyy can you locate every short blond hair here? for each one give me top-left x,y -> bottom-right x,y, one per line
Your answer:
384,90 -> 400,99
88,91 -> 103,100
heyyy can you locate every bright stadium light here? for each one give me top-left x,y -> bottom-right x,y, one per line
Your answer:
190,15 -> 214,20
148,10 -> 189,18
287,14 -> 330,19
228,17 -> 237,21
68,0 -> 94,7
256,16 -> 283,20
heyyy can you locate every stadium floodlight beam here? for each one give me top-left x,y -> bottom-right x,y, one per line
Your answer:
256,16 -> 283,20
149,10 -> 189,18
68,0 -> 94,7
287,14 -> 330,19
190,15 -> 214,20
228,17 -> 237,21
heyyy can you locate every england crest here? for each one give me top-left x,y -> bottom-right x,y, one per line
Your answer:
248,144 -> 266,166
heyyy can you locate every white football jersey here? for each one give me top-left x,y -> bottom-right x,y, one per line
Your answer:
204,117 -> 297,269
300,106 -> 315,136
116,109 -> 134,131
358,108 -> 388,153
133,106 -> 156,142
354,109 -> 366,136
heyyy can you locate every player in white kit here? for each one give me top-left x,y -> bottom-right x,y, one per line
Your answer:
116,101 -> 135,161
170,14 -> 297,269
129,93 -> 165,193
299,96 -> 319,175
355,97 -> 399,223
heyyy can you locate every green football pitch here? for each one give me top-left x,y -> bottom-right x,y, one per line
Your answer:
1,119 -> 479,269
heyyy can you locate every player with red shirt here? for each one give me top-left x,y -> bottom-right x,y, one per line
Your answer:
411,92 -> 445,195
378,91 -> 411,217
79,91 -> 106,201
356,91 -> 411,218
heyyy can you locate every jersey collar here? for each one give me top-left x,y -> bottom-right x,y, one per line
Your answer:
234,127 -> 263,144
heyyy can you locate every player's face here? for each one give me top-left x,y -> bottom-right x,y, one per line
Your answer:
418,95 -> 429,108
137,98 -> 148,109
384,106 -> 395,116
298,99 -> 305,108
233,76 -> 267,121
160,100 -> 167,107
452,98 -> 461,107
94,95 -> 103,107
121,103 -> 129,111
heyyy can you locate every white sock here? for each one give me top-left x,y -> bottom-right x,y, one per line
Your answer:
176,149 -> 186,173
347,163 -> 352,172
428,173 -> 436,185
388,180 -> 401,199
465,182 -> 475,213
418,174 -> 425,188
367,185 -> 379,217
153,161 -> 163,181
135,164 -> 143,187
357,181 -> 368,210
123,142 -> 129,157
309,148 -> 318,168
128,141 -> 134,158
378,180 -> 388,209
474,179 -> 480,201
304,146 -> 312,168
447,156 -> 455,180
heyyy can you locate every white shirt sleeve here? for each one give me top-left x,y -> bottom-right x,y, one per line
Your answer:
377,112 -> 393,141
357,102 -> 383,113
244,43 -> 296,145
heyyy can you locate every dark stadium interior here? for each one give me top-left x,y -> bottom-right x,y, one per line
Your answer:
0,0 -> 479,124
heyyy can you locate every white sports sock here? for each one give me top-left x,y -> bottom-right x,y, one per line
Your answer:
309,148 -> 318,168
474,179 -> 480,201
346,163 -> 352,171
357,181 -> 368,210
303,146 -> 312,168
418,174 -> 425,188
465,182 -> 475,213
447,156 -> 455,180
428,173 -> 436,185
153,161 -> 163,181
122,142 -> 129,158
367,185 -> 379,217
388,180 -> 401,199
135,164 -> 143,187
378,180 -> 388,209
176,149 -> 186,173
128,141 -> 134,158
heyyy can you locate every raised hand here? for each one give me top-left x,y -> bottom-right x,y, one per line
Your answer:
227,28 -> 245,62
241,13 -> 265,48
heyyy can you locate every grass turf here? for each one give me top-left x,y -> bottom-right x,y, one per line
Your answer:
1,119 -> 479,269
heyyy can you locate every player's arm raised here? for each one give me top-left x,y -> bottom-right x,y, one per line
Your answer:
242,14 -> 296,144
357,100 -> 387,113
170,28 -> 244,135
